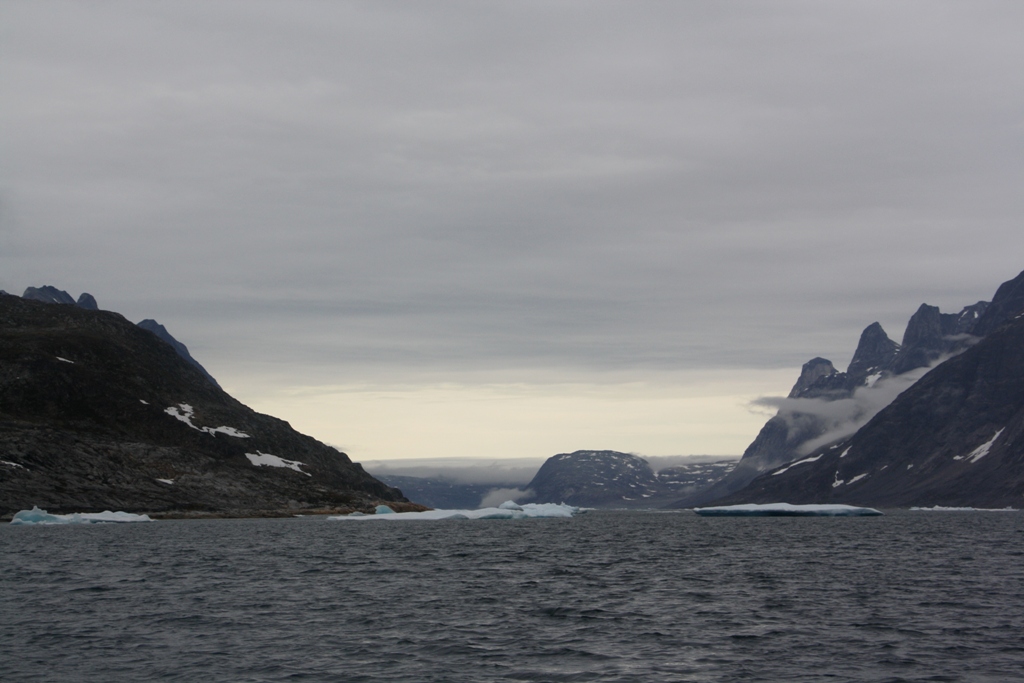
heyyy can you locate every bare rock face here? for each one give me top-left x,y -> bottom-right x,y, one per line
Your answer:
888,302 -> 986,375
137,319 -> 221,390
22,286 -> 76,305
725,313 -> 1024,508
0,296 -> 407,518
75,293 -> 99,310
788,358 -> 838,398
526,451 -> 662,507
674,269 -> 1024,508
524,450 -> 735,508
845,322 -> 901,385
22,285 -> 99,310
972,269 -> 1024,336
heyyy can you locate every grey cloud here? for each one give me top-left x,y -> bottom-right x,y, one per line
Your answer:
752,362 -> 938,456
3,2 -> 1024,381
361,458 -> 543,486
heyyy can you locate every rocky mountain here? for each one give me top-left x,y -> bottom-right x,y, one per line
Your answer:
524,450 -> 736,508
675,280 -> 1005,507
20,286 -> 221,389
525,451 -> 662,506
23,286 -> 99,310
0,293 -> 413,518
137,318 -> 221,389
723,309 -> 1024,508
655,460 -> 737,493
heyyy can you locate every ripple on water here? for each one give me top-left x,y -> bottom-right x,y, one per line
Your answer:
2,510 -> 1024,682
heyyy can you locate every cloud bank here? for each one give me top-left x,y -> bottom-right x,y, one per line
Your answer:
4,2 -> 1024,459
753,363 -> 938,455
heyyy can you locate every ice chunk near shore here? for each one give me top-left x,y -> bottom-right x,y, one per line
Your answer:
693,503 -> 883,517
10,506 -> 153,525
329,502 -> 580,521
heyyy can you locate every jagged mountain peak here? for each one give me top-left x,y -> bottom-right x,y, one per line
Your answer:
21,286 -> 100,310
137,319 -> 221,390
972,268 -> 1024,336
672,270 -> 1017,509
724,313 -> 1024,508
76,293 -> 99,310
845,322 -> 900,385
900,303 -> 944,348
788,357 -> 837,398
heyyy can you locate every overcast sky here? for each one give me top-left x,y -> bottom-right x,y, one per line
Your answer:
3,1 -> 1024,462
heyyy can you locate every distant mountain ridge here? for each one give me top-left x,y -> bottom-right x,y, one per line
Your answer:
675,280 -> 1007,507
725,308 -> 1024,508
19,286 -> 220,389
137,319 -> 221,389
694,268 -> 1024,509
524,450 -> 735,508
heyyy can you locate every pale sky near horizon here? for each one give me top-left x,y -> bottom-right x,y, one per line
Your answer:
3,2 -> 1024,462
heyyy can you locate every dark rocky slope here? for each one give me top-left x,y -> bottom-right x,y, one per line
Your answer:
722,312 -> 1024,508
676,271 -> 1024,507
0,294 -> 409,518
21,285 -> 221,389
137,318 -> 221,389
526,451 -> 662,506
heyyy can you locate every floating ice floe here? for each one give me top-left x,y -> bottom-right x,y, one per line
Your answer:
910,505 -> 1018,512
329,501 -> 580,521
693,503 -> 883,517
245,451 -> 311,476
10,506 -> 153,525
164,404 -> 250,438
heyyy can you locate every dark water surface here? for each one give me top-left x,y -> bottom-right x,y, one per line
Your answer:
3,510 -> 1023,682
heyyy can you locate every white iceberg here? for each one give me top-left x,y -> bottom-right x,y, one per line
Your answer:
10,506 -> 154,525
329,502 -> 580,521
693,503 -> 882,517
910,505 -> 1017,512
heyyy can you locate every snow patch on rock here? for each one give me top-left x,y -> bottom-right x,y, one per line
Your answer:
165,404 -> 250,438
245,451 -> 311,476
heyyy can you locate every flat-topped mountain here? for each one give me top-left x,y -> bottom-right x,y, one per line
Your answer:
526,451 -> 662,506
0,294 -> 410,518
525,450 -> 735,508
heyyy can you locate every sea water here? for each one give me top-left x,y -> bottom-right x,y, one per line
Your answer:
3,510 -> 1023,682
